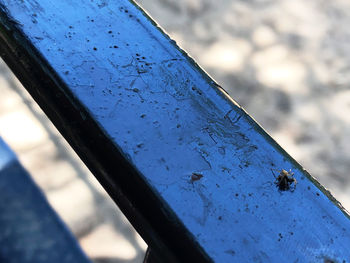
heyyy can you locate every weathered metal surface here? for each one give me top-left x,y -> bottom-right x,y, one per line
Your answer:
0,0 -> 349,262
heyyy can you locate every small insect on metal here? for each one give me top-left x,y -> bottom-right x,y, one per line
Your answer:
272,169 -> 297,191
191,172 -> 203,182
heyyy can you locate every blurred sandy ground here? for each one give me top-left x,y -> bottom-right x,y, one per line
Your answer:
1,0 -> 350,262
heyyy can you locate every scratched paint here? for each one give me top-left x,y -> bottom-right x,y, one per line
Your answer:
1,0 -> 350,262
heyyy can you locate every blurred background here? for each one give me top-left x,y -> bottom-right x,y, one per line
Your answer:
1,0 -> 350,262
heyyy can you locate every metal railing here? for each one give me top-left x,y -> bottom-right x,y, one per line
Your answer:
0,0 -> 349,262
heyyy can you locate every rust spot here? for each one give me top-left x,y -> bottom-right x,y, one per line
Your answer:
191,173 -> 203,182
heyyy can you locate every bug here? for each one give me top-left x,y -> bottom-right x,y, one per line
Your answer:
272,169 -> 297,191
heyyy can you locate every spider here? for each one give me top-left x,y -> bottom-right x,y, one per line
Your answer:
272,169 -> 297,191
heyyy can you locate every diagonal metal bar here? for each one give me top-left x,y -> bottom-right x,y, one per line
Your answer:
0,0 -> 349,262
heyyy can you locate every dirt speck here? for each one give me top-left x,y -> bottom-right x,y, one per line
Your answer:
136,143 -> 144,148
324,258 -> 335,263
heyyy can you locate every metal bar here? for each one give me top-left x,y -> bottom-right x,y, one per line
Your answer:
0,0 -> 349,262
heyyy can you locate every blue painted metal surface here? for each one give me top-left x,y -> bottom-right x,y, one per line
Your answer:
0,0 -> 349,262
0,137 -> 91,263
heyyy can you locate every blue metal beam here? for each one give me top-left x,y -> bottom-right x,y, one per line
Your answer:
0,0 -> 349,262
